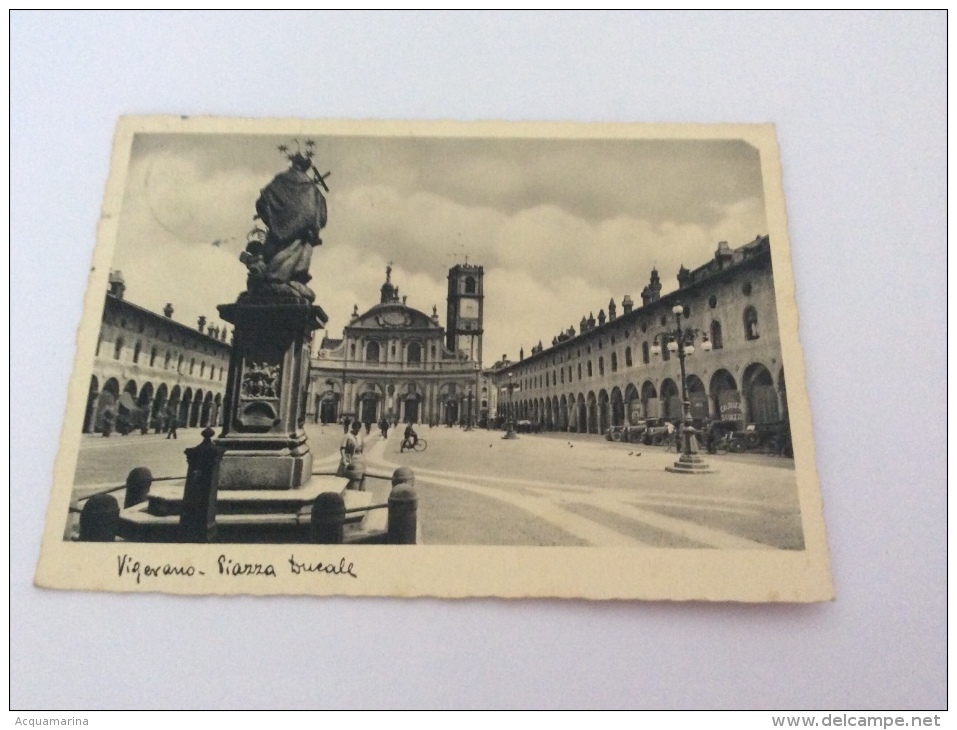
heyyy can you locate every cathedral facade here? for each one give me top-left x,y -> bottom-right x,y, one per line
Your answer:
307,265 -> 487,427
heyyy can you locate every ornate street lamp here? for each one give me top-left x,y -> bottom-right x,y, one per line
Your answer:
502,372 -> 520,439
465,386 -> 474,431
652,303 -> 716,475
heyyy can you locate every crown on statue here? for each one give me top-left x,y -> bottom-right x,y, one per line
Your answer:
277,138 -> 316,169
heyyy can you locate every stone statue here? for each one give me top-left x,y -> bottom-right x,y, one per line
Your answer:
240,143 -> 329,302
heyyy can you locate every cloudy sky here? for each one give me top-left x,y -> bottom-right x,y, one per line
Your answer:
111,130 -> 768,364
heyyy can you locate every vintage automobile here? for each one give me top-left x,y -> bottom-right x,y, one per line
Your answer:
605,425 -> 626,442
713,421 -> 792,456
642,419 -> 672,446
605,422 -> 649,444
750,421 -> 794,456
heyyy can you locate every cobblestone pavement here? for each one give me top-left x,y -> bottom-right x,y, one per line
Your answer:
357,426 -> 803,549
70,424 -> 804,548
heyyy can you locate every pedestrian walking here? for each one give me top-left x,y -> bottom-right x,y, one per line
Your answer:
166,411 -> 179,440
706,420 -> 719,454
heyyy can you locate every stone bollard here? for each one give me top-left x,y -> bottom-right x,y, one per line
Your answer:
344,460 -> 366,491
78,493 -> 120,542
124,466 -> 153,508
388,467 -> 418,545
178,427 -> 224,543
311,492 -> 345,544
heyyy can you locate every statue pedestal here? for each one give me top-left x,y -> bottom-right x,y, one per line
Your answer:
215,298 -> 327,490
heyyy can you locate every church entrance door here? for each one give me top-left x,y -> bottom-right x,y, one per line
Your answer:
360,398 -> 378,425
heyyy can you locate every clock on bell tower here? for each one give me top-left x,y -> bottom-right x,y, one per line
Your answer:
446,263 -> 484,367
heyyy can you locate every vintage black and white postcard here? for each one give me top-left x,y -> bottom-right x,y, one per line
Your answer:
35,117 -> 833,601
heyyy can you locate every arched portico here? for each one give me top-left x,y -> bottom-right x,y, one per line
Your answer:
743,362 -> 779,425
686,374 -> 708,419
179,387 -> 192,425
710,369 -> 741,425
660,378 -> 681,421
624,383 -> 640,425
152,383 -> 169,429
610,387 -> 625,428
641,381 -> 659,420
587,391 -> 598,434
598,389 -> 610,433
201,391 -> 213,427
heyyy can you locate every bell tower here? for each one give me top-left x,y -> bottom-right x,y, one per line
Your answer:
446,263 -> 484,367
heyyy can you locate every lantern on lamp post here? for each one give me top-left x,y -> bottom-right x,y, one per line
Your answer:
652,303 -> 716,475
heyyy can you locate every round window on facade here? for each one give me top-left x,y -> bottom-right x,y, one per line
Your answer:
742,281 -> 752,296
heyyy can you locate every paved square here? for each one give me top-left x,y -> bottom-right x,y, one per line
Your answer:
71,424 -> 802,549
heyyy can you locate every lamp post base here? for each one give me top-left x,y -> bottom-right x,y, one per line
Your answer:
665,453 -> 717,475
502,421 -> 519,439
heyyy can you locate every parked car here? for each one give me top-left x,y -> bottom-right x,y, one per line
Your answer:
605,425 -> 626,442
643,420 -> 671,445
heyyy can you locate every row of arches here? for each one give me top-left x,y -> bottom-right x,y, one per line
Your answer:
312,379 -> 486,426
83,376 -> 224,434
498,363 -> 786,434
516,308 -> 767,393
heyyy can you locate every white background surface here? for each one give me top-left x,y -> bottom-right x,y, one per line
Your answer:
10,11 -> 946,709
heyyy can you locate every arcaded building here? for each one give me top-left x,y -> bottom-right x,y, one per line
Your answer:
308,265 -> 488,426
82,271 -> 232,434
491,236 -> 788,433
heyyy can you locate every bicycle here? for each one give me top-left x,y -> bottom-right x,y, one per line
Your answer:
400,438 -> 427,453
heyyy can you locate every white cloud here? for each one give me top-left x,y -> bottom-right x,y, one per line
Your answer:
108,134 -> 769,367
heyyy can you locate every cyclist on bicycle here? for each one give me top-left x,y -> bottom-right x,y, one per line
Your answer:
400,422 -> 418,452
